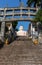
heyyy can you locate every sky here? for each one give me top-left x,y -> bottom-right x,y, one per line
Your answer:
0,0 -> 30,31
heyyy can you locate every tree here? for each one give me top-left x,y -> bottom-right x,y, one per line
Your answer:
27,0 -> 42,23
27,0 -> 41,7
33,9 -> 42,23
12,21 -> 18,30
5,21 -> 18,32
0,22 -> 1,31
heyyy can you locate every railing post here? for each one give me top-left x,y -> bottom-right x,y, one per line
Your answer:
12,9 -> 14,18
20,7 -> 22,18
28,7 -> 30,18
4,8 -> 6,19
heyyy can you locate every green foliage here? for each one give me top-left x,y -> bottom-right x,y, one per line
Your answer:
5,26 -> 8,32
12,21 -> 18,29
27,0 -> 42,23
27,0 -> 41,7
27,0 -> 34,7
5,21 -> 18,32
0,22 -> 1,31
33,9 -> 42,23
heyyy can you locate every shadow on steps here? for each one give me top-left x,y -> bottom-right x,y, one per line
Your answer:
15,36 -> 32,41
0,40 -> 4,49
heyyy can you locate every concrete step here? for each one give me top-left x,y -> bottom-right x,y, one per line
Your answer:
0,38 -> 42,65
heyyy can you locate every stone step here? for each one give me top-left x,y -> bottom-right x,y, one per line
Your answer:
0,38 -> 42,65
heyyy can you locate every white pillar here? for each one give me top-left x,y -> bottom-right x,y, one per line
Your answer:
1,22 -> 5,42
31,23 -> 33,36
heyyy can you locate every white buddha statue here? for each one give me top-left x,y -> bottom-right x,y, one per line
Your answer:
17,26 -> 27,36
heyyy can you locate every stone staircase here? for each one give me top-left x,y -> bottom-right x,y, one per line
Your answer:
0,37 -> 42,65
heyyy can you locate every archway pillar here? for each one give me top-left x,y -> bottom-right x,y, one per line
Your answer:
0,22 -> 5,42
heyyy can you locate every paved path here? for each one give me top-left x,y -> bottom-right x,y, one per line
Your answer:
0,37 -> 42,65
